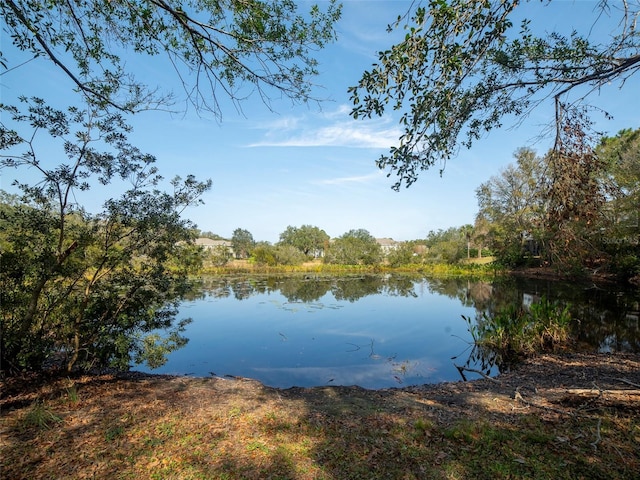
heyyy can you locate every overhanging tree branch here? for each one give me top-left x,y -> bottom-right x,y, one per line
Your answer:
350,0 -> 640,190
3,0 -> 127,111
1,0 -> 341,114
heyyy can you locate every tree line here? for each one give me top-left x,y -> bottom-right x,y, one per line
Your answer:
201,126 -> 640,281
474,128 -> 639,281
196,225 -> 486,268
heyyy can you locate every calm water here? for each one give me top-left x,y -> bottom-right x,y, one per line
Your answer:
136,274 -> 640,389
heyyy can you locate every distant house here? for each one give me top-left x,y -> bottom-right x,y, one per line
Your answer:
376,238 -> 400,255
520,231 -> 541,257
195,237 -> 234,256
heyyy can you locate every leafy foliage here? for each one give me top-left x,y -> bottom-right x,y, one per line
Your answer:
250,242 -> 313,267
386,241 -> 420,267
250,242 -> 277,266
0,97 -> 211,373
278,224 -> 329,257
475,148 -> 548,265
231,228 -> 255,259
0,0 -> 344,375
205,244 -> 233,267
595,128 -> 640,279
1,0 -> 342,114
350,0 -> 640,189
464,296 -> 572,369
423,226 -> 471,263
324,229 -> 382,265
475,128 -> 640,277
273,244 -> 307,266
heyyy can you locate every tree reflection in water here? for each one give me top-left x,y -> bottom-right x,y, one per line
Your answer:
150,274 -> 640,387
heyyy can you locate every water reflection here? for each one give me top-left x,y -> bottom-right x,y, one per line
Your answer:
142,274 -> 640,388
193,274 -> 421,304
426,275 -> 640,354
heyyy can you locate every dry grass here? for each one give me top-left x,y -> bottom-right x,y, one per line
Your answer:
2,353 -> 639,479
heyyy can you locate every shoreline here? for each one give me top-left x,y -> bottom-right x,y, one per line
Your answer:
3,351 -> 638,400
2,352 -> 639,479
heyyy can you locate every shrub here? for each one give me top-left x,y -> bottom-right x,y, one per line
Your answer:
463,296 -> 572,368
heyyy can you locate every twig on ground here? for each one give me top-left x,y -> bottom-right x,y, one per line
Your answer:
454,365 -> 500,383
613,377 -> 640,388
514,387 -> 580,417
591,417 -> 602,450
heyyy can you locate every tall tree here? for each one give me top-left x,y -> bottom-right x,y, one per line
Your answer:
278,224 -> 329,257
349,0 -> 640,189
324,229 -> 381,265
475,148 -> 548,264
231,228 -> 255,259
0,98 -> 211,372
472,215 -> 492,259
461,224 -> 473,259
595,128 -> 640,278
2,0 -> 341,114
545,109 -> 607,269
597,128 -> 640,236
0,0 -> 342,374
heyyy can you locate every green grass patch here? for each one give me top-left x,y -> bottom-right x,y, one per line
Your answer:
201,261 -> 504,278
20,401 -> 62,430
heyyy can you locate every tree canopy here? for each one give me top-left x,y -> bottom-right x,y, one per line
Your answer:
231,227 -> 255,259
1,0 -> 341,114
595,128 -> 640,278
0,98 -> 211,372
476,148 -> 548,264
324,229 -> 382,265
349,0 -> 640,189
597,128 -> 640,229
474,129 -> 640,276
0,1 -> 345,374
278,224 -> 329,257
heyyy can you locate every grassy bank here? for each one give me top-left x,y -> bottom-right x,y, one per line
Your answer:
2,353 -> 639,479
201,259 -> 502,278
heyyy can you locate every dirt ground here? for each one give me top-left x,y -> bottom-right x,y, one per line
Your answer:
2,353 -> 639,479
4,353 -> 638,421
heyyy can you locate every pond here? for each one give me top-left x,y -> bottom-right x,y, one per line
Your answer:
136,274 -> 640,389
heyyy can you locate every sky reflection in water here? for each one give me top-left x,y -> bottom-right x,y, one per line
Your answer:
136,275 -> 640,389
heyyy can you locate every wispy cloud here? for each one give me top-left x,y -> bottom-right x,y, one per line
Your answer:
314,171 -> 384,186
246,105 -> 401,149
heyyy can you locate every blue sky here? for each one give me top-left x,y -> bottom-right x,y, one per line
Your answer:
1,1 -> 638,243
